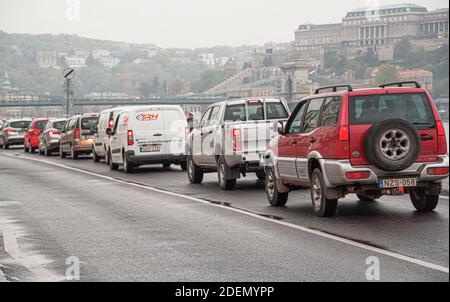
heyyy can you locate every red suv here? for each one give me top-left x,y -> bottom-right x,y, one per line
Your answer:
264,82 -> 448,217
24,118 -> 49,153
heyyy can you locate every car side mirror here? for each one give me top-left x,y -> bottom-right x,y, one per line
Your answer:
277,121 -> 286,135
106,128 -> 113,136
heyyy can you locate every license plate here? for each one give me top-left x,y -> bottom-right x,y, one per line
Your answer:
140,145 -> 161,153
378,177 -> 417,189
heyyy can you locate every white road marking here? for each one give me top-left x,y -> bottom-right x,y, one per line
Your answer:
2,153 -> 449,274
1,230 -> 64,282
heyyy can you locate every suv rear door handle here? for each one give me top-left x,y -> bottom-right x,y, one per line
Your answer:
420,134 -> 434,141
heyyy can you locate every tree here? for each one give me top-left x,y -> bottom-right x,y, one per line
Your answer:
394,38 -> 413,62
138,81 -> 152,97
191,70 -> 227,93
375,64 -> 399,85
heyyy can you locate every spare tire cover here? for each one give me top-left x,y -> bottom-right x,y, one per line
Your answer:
364,118 -> 420,172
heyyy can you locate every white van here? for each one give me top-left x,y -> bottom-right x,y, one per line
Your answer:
107,105 -> 188,173
93,107 -> 128,164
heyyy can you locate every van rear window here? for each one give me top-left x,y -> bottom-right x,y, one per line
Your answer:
81,117 -> 99,129
349,93 -> 434,126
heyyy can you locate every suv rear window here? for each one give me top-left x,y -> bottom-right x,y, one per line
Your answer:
35,121 -> 48,131
349,93 -> 434,126
10,121 -> 31,129
81,117 -> 99,130
224,102 -> 287,122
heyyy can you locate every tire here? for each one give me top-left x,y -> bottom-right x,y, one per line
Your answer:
39,148 -> 44,155
409,188 -> 439,212
24,144 -> 29,152
180,162 -> 187,171
109,151 -> 119,170
93,150 -> 100,163
60,146 -> 66,159
3,140 -> 8,150
218,156 -> 237,190
44,147 -> 50,156
123,153 -> 134,173
187,155 -> 203,184
365,118 -> 420,172
256,170 -> 266,181
30,148 -> 35,153
357,194 -> 376,202
265,167 -> 288,207
310,169 -> 338,217
70,146 -> 78,160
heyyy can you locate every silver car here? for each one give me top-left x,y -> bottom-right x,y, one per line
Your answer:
0,118 -> 32,149
38,118 -> 67,156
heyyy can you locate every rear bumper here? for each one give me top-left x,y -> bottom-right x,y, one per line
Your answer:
126,151 -> 186,165
45,141 -> 60,151
5,136 -> 24,145
321,155 -> 449,188
226,151 -> 265,170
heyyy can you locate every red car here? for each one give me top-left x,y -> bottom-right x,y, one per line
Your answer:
24,118 -> 49,153
264,81 -> 448,217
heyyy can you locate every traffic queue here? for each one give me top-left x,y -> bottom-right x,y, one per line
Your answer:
0,81 -> 448,217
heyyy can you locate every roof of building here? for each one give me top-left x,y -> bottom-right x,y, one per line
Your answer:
297,23 -> 342,31
398,69 -> 433,75
346,3 -> 428,17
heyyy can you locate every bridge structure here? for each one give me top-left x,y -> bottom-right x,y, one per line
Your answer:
0,96 -> 225,108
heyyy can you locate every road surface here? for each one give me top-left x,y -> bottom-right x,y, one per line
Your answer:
0,147 -> 448,282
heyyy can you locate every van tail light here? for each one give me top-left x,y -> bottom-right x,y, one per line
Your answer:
436,120 -> 447,155
345,171 -> 370,180
74,128 -> 80,139
127,130 -> 134,146
427,167 -> 449,176
108,118 -> 114,129
232,128 -> 241,152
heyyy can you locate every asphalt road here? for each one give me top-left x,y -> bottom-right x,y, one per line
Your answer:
0,147 -> 448,282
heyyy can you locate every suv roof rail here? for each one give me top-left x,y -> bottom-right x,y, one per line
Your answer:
379,81 -> 421,89
315,85 -> 353,94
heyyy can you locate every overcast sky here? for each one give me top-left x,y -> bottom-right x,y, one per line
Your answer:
0,0 -> 448,48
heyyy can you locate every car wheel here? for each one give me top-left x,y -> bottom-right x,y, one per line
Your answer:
357,194 -> 376,202
218,156 -> 237,190
70,146 -> 78,160
409,188 -> 439,212
123,153 -> 134,173
105,150 -> 111,165
44,147 -> 50,156
60,146 -> 66,158
187,155 -> 203,184
93,150 -> 100,163
310,169 -> 338,217
265,167 -> 288,207
109,151 -> 119,170
256,170 -> 266,181
24,144 -> 29,152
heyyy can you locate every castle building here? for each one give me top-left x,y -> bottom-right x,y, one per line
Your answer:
294,4 -> 449,51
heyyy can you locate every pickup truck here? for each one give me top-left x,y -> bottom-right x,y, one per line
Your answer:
186,98 -> 290,190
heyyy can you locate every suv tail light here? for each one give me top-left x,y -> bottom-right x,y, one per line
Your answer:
108,118 -> 114,129
427,167 -> 449,176
74,128 -> 80,139
338,125 -> 349,141
4,129 -> 17,134
127,130 -> 134,146
232,128 -> 241,152
345,171 -> 370,180
49,131 -> 60,136
436,120 -> 447,155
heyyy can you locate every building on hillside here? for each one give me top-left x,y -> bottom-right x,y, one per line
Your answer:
65,56 -> 87,69
37,51 -> 59,69
294,4 -> 449,51
398,69 -> 433,91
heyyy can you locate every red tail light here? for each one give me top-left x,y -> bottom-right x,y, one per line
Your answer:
49,131 -> 60,136
345,171 -> 370,180
108,118 -> 114,129
427,167 -> 449,176
74,128 -> 80,139
127,130 -> 134,146
338,125 -> 349,141
436,120 -> 447,155
4,129 -> 16,133
232,128 -> 241,152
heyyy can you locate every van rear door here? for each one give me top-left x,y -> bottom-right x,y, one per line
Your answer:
133,108 -> 166,155
162,107 -> 187,156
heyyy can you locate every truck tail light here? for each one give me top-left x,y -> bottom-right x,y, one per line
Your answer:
436,120 -> 447,155
232,128 -> 241,152
345,171 -> 370,180
427,167 -> 449,175
109,118 -> 114,129
74,128 -> 80,139
127,130 -> 134,146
